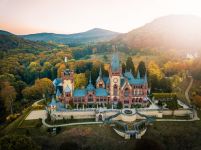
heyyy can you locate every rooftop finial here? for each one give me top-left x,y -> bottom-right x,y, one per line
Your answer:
89,72 -> 92,84
99,66 -> 102,77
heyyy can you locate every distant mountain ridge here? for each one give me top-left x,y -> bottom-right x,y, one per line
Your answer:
0,30 -> 13,35
0,33 -> 55,53
22,28 -> 120,45
114,15 -> 201,52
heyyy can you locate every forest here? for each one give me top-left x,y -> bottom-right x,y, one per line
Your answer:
0,33 -> 201,123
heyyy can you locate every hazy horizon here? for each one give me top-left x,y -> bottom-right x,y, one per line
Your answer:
1,0 -> 201,35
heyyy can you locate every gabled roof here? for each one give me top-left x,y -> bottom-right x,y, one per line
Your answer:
73,89 -> 87,97
56,89 -> 61,96
87,83 -> 95,91
48,97 -> 57,106
53,78 -> 62,87
124,71 -> 145,85
96,76 -> 103,83
65,85 -> 71,93
95,88 -> 108,96
102,77 -> 110,85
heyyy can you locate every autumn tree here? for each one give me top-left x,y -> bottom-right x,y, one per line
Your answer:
28,61 -> 41,79
22,78 -> 54,101
57,63 -> 66,77
0,82 -> 16,114
35,78 -> 54,97
74,73 -> 87,88
148,61 -> 163,79
22,86 -> 41,101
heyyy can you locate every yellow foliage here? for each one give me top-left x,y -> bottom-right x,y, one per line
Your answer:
74,73 -> 87,88
57,63 -> 66,77
148,60 -> 163,79
35,78 -> 54,94
32,105 -> 44,110
6,113 -> 20,122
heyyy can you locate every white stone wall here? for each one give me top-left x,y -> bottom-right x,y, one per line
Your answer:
51,108 -> 192,120
52,111 -> 95,120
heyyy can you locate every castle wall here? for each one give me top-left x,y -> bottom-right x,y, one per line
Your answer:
50,108 -> 192,120
52,111 -> 95,120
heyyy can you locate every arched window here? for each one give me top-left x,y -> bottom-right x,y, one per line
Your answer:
124,88 -> 129,97
113,84 -> 118,96
113,97 -> 117,101
99,83 -> 103,88
88,94 -> 93,102
66,92 -> 70,97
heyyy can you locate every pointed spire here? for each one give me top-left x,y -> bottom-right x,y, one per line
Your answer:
56,88 -> 61,96
89,72 -> 92,84
144,70 -> 148,83
137,70 -> 140,79
87,72 -> 95,91
50,95 -> 56,106
99,66 -> 102,77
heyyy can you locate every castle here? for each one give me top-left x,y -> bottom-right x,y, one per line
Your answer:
51,52 -> 149,110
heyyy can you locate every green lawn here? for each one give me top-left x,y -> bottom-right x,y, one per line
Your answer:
19,119 -> 42,128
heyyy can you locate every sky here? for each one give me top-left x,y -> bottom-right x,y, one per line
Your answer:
1,0 -> 201,35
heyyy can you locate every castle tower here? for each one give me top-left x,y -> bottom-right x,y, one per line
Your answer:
61,67 -> 74,107
109,48 -> 122,105
96,66 -> 105,88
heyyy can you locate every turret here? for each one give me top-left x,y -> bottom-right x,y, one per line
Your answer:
87,73 -> 95,92
48,96 -> 57,112
96,66 -> 105,88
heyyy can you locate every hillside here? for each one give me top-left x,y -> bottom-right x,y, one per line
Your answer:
22,28 -> 120,46
0,30 -> 13,35
0,33 -> 56,54
114,15 -> 201,52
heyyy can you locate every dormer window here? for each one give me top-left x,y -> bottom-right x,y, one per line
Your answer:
99,83 -> 103,88
88,94 -> 93,102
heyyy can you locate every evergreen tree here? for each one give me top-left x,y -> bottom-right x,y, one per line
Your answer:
138,61 -> 146,77
126,57 -> 135,75
122,63 -> 126,73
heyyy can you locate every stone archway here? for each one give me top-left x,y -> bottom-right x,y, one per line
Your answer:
95,113 -> 105,121
98,114 -> 102,121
